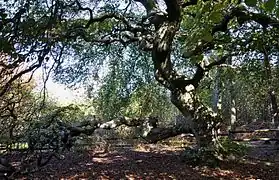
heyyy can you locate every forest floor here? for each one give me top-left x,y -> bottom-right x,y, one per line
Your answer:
8,141 -> 279,180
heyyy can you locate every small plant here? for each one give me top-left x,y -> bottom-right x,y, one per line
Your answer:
180,147 -> 220,167
180,147 -> 201,165
219,137 -> 249,158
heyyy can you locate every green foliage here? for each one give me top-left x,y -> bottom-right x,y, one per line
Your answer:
245,0 -> 258,7
25,104 -> 90,151
125,83 -> 176,118
0,77 -> 38,143
96,78 -> 178,121
181,147 -> 220,167
219,137 -> 249,157
90,45 -> 179,121
181,138 -> 249,166
264,0 -> 276,12
2,0 -> 279,157
203,31 -> 213,42
180,147 -> 201,165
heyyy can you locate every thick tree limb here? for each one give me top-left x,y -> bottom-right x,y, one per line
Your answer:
134,0 -> 156,12
213,7 -> 279,34
143,127 -> 193,143
191,55 -> 229,87
57,116 -> 158,137
0,46 -> 51,97
164,0 -> 180,21
55,115 -> 195,144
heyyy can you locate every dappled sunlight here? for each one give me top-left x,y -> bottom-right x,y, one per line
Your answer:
91,153 -> 128,164
133,143 -> 185,154
193,166 -> 256,179
4,144 -> 279,179
2,0 -> 279,180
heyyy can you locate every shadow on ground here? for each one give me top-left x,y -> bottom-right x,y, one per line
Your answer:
9,144 -> 279,180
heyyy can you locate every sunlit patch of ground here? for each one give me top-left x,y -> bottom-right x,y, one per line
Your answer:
91,153 -> 128,164
193,166 -> 258,180
6,143 -> 279,180
134,143 -> 185,154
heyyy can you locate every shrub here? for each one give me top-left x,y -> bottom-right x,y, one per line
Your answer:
219,137 -> 249,157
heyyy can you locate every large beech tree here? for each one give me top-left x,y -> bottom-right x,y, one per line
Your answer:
1,0 -> 279,155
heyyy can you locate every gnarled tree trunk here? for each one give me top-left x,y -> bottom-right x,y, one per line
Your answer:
170,86 -> 221,149
136,0 -> 224,153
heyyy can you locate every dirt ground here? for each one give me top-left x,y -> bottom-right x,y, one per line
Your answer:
6,143 -> 279,180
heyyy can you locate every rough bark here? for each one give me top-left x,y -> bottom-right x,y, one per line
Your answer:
59,116 -> 193,144
139,0 -> 223,152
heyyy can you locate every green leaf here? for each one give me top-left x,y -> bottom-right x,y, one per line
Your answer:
227,17 -> 238,28
209,11 -> 223,23
0,12 -> 7,19
264,0 -> 276,12
0,38 -> 13,52
201,2 -> 211,13
190,54 -> 203,64
183,51 -> 193,58
203,31 -> 213,42
245,0 -> 257,7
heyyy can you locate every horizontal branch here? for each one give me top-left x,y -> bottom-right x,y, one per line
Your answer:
0,46 -> 51,97
59,116 -> 158,137
190,55 -> 228,88
57,116 -> 194,143
142,127 -> 192,143
212,7 -> 279,34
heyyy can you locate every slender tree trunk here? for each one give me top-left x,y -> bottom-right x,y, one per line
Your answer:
212,68 -> 223,137
269,90 -> 279,141
227,57 -> 237,132
262,45 -> 279,141
229,98 -> 237,128
212,68 -> 221,113
227,81 -> 237,140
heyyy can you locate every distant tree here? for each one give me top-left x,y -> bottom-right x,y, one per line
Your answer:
0,54 -> 38,143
